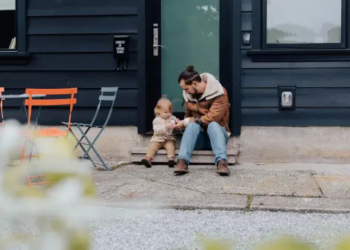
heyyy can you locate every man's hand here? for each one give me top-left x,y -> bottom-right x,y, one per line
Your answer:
174,120 -> 185,130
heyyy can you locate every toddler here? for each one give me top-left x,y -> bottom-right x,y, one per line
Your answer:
141,98 -> 177,168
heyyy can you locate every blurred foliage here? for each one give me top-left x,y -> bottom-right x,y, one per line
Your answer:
0,121 -> 96,250
197,234 -> 233,250
335,239 -> 350,250
256,237 -> 314,250
198,236 -> 350,250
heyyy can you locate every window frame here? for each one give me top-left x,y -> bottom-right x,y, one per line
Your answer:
261,0 -> 347,50
0,0 -> 30,64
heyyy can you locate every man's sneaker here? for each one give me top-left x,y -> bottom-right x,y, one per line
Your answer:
173,159 -> 188,175
141,157 -> 152,168
216,159 -> 230,176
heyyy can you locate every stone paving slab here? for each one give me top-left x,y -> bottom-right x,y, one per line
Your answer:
251,196 -> 350,213
93,174 -> 247,209
314,175 -> 350,199
166,194 -> 247,211
92,164 -> 350,212
234,163 -> 350,175
108,165 -> 322,197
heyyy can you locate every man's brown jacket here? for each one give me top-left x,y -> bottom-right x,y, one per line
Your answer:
183,73 -> 231,135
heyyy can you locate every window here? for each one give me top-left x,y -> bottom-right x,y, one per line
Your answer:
247,0 -> 350,61
263,0 -> 346,48
0,0 -> 16,50
0,0 -> 29,64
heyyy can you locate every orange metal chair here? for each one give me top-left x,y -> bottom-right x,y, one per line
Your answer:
0,87 -> 4,124
20,88 -> 77,186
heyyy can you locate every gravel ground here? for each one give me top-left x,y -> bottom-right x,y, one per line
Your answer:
91,206 -> 350,250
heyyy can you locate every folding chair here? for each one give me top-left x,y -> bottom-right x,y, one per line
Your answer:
62,87 -> 118,170
0,87 -> 4,124
20,88 -> 78,163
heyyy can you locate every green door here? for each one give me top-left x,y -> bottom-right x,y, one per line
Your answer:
160,0 -> 220,112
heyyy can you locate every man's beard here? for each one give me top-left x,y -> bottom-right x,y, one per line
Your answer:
191,87 -> 202,99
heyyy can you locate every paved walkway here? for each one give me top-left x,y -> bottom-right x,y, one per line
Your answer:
93,163 -> 350,213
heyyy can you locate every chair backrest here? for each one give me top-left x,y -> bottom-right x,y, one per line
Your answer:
90,87 -> 118,127
25,88 -> 77,132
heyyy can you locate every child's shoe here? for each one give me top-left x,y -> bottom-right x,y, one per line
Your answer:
141,157 -> 152,168
168,156 -> 175,168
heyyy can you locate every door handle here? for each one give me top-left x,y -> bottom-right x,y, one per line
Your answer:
153,24 -> 161,56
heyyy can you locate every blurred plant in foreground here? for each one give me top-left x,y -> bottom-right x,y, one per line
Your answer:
0,120 -> 97,250
196,234 -> 233,250
197,235 -> 350,250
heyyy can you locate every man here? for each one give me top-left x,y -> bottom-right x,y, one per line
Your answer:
174,65 -> 231,176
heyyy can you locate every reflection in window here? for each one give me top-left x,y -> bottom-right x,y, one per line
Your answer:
266,0 -> 342,44
0,0 -> 16,49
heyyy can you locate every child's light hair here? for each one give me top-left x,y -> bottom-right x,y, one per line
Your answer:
154,97 -> 173,116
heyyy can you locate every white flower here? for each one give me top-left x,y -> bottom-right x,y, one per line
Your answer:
0,121 -> 96,249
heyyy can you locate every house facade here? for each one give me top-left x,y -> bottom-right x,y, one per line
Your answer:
1,0 -> 350,163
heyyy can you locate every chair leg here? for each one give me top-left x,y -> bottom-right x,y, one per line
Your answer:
69,127 -> 98,168
20,139 -> 28,163
85,144 -> 108,170
66,125 -> 110,170
28,140 -> 36,162
80,143 -> 98,168
67,126 -> 90,153
73,127 -> 91,151
78,127 -> 109,170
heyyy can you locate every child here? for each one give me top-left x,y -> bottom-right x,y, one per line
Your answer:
141,98 -> 177,168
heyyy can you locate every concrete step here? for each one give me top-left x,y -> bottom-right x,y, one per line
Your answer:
130,147 -> 236,164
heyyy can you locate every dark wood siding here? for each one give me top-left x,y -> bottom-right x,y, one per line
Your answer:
0,0 -> 138,125
241,0 -> 350,126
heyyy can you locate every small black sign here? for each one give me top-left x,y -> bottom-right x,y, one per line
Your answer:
113,35 -> 130,59
113,35 -> 130,71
